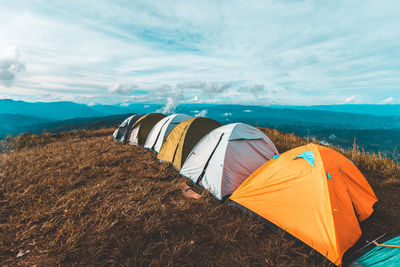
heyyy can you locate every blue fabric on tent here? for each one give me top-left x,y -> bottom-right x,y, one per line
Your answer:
327,172 -> 333,179
273,155 -> 280,160
293,150 -> 315,167
354,235 -> 400,266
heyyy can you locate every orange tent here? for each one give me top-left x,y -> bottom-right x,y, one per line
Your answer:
230,143 -> 377,265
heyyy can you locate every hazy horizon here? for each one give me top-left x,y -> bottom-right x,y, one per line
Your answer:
2,97 -> 400,107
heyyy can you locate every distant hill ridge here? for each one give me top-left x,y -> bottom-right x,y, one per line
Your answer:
0,99 -> 103,120
275,104 -> 400,117
20,113 -> 135,135
0,113 -> 134,138
0,113 -> 52,138
1,99 -> 399,157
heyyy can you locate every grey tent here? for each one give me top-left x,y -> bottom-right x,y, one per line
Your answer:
113,114 -> 143,143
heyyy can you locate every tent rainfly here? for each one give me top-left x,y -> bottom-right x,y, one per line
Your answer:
144,113 -> 192,152
157,117 -> 221,170
230,143 -> 378,266
180,123 -> 279,200
113,114 -> 143,143
128,113 -> 166,146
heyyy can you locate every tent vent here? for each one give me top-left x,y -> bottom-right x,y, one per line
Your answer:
293,150 -> 315,167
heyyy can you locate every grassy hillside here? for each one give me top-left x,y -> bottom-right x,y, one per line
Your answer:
0,128 -> 399,266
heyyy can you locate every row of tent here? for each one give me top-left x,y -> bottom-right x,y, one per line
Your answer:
112,113 -> 396,266
113,113 -> 278,200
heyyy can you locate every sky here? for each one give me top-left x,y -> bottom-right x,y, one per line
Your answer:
0,0 -> 400,107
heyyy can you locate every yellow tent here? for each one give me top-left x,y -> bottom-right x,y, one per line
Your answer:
157,117 -> 221,170
230,144 -> 377,265
128,113 -> 166,146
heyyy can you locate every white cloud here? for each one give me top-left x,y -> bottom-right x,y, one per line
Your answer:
203,81 -> 232,94
0,46 -> 25,86
108,83 -> 138,94
248,84 -> 265,96
194,109 -> 208,117
381,97 -> 394,104
344,96 -> 356,104
177,81 -> 232,95
156,86 -> 183,114
157,96 -> 177,114
177,81 -> 206,89
243,109 -> 252,113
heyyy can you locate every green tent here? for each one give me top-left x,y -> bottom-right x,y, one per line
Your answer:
128,113 -> 166,146
157,117 -> 221,170
350,235 -> 400,267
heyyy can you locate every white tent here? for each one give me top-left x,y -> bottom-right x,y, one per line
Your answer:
144,113 -> 191,152
180,123 -> 279,200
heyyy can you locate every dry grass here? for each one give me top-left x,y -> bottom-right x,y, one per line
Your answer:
0,127 -> 398,266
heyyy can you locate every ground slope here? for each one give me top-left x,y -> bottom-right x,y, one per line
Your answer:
0,128 -> 399,266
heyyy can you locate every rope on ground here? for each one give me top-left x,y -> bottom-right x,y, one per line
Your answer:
372,241 -> 400,248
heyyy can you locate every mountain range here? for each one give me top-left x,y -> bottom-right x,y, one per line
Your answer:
275,104 -> 400,117
1,99 -> 399,157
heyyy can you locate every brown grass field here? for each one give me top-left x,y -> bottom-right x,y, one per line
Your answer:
0,128 -> 399,266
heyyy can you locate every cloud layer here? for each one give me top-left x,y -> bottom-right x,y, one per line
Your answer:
157,87 -> 183,114
0,1 -> 399,105
0,47 -> 25,86
108,83 -> 138,94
